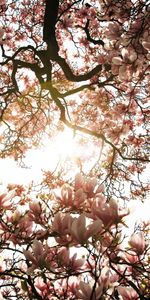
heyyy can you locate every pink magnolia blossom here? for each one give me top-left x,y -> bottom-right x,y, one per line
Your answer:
35,277 -> 53,297
74,188 -> 87,207
28,201 -> 43,222
0,191 -> 15,209
76,281 -> 103,300
58,247 -> 85,271
99,266 -> 119,290
52,212 -> 73,234
69,214 -> 103,244
58,184 -> 73,206
117,286 -> 138,300
29,201 -> 41,215
122,251 -> 139,264
112,47 -> 138,80
91,197 -> 128,227
52,212 -> 73,244
10,213 -> 33,244
23,240 -> 48,273
75,173 -> 104,198
106,22 -> 122,39
129,232 -> 145,255
75,173 -> 85,190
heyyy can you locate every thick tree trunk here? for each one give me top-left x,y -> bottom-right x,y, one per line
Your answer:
43,0 -> 59,54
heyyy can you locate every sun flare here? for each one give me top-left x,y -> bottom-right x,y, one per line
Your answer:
52,128 -> 76,160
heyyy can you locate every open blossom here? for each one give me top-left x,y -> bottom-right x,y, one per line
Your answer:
35,277 -> 53,298
58,184 -> 73,206
52,212 -> 73,244
10,214 -> 33,244
28,201 -> 43,222
117,286 -> 138,300
76,281 -> 103,300
112,47 -> 138,80
23,240 -> 48,273
129,232 -> 145,255
58,247 -> 85,271
91,197 -> 128,227
106,22 -> 122,40
52,212 -> 73,235
75,173 -> 104,198
69,214 -> 103,244
0,191 -> 15,209
122,251 -> 139,264
74,188 -> 87,207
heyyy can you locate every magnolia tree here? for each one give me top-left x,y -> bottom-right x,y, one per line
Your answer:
0,0 -> 150,299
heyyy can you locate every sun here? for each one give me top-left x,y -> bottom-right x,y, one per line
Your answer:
52,127 -> 76,160
20,127 -> 81,182
0,126 -> 101,185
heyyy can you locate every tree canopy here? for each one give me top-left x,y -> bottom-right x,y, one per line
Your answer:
0,0 -> 150,299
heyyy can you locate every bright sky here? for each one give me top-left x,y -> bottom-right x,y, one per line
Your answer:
0,127 -> 99,185
0,126 -> 149,235
0,128 -> 74,185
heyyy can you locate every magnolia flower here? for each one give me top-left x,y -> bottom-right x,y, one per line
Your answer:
76,281 -> 103,300
75,173 -> 85,191
69,214 -> 103,244
75,173 -> 103,198
52,212 -> 73,235
141,32 -> 150,51
35,277 -> 53,297
28,201 -> 42,221
52,212 -> 73,244
91,197 -> 128,227
58,247 -> 85,271
0,191 -> 15,209
29,201 -> 41,215
74,188 -> 87,207
106,22 -> 121,39
142,41 -> 150,51
129,232 -> 145,255
112,48 -> 138,80
70,214 -> 88,244
58,184 -> 73,206
23,240 -> 48,273
117,286 -> 138,300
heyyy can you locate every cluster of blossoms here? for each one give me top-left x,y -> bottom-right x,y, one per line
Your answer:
0,174 -> 149,299
0,0 -> 149,299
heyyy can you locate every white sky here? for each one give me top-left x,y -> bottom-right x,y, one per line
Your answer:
0,126 -> 149,236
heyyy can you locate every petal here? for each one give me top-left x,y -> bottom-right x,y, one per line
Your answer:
23,250 -> 37,264
79,281 -> 92,298
142,41 -> 150,51
121,48 -> 129,59
119,65 -> 128,81
112,57 -> 123,65
32,240 -> 44,257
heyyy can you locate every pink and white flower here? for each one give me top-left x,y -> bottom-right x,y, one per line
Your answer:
76,281 -> 103,300
129,232 -> 145,255
117,286 -> 138,300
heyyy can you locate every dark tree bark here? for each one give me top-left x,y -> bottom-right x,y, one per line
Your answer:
43,0 -> 59,54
